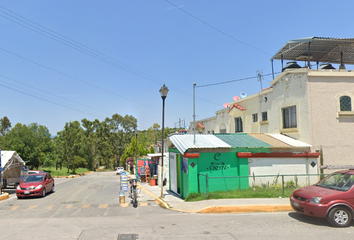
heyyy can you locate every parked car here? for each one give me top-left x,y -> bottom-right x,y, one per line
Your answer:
16,173 -> 54,199
116,167 -> 124,175
290,170 -> 354,227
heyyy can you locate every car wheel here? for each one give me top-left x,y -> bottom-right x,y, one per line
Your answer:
51,185 -> 55,193
17,195 -> 22,199
42,188 -> 46,198
327,206 -> 352,227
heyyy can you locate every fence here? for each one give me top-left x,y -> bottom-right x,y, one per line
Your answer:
197,173 -> 326,198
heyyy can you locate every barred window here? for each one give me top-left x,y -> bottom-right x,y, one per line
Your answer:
262,112 -> 268,121
340,96 -> 352,111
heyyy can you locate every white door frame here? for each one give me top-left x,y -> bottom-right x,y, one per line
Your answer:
170,152 -> 178,194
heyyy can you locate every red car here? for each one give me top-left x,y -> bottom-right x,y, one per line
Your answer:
290,170 -> 354,227
16,173 -> 55,199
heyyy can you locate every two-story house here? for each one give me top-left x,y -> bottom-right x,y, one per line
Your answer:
190,37 -> 354,169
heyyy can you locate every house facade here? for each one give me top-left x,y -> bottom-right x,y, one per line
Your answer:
189,37 -> 354,169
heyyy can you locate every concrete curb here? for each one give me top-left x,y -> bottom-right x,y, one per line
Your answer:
0,192 -> 9,201
197,204 -> 293,214
138,184 -> 293,214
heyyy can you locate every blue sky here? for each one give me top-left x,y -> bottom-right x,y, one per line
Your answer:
0,0 -> 353,135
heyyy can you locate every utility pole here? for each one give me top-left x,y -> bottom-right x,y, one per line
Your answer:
193,82 -> 196,145
257,70 -> 263,90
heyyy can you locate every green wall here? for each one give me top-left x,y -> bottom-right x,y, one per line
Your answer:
169,147 -> 272,199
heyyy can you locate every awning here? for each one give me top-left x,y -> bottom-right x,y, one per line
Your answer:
271,37 -> 354,65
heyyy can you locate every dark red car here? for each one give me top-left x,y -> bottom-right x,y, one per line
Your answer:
16,173 -> 55,199
290,170 -> 354,227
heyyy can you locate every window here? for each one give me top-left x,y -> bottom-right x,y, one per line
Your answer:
262,112 -> 268,121
235,117 -> 243,132
220,124 -> 227,133
340,96 -> 352,111
211,130 -> 215,134
282,105 -> 297,129
252,113 -> 258,122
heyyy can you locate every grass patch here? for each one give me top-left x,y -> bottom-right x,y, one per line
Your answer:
37,167 -> 90,177
185,187 -> 295,202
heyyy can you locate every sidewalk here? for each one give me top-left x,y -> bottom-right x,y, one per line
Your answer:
138,181 -> 293,214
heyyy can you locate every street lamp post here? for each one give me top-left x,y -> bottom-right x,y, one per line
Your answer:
135,130 -> 138,175
135,130 -> 138,158
159,84 -> 169,198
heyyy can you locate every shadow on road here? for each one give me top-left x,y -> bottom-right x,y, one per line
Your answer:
288,212 -> 354,227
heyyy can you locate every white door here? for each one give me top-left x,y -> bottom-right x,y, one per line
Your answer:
170,152 -> 178,194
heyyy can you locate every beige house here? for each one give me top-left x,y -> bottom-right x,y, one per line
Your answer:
190,37 -> 354,169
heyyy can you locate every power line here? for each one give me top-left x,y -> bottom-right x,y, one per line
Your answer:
0,74 -> 110,116
0,5 -> 195,99
197,73 -> 276,88
165,0 -> 270,56
0,47 -> 180,117
0,78 -> 98,117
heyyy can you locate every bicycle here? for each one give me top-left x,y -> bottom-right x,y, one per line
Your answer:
129,178 -> 140,207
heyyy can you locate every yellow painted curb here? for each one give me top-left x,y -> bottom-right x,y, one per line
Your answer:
197,204 -> 293,214
0,192 -> 9,201
136,183 -> 293,214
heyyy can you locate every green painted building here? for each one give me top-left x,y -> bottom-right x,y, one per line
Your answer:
167,133 -> 319,199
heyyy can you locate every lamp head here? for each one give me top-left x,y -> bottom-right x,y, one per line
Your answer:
159,84 -> 169,99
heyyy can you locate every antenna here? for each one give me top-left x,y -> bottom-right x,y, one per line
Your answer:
223,103 -> 230,108
233,96 -> 240,101
240,92 -> 248,98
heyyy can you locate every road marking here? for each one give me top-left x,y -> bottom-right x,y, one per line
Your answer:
28,205 -> 37,210
120,203 -> 129,207
139,203 -> 148,207
65,204 -> 73,209
98,204 -> 108,208
82,204 -> 90,208
11,206 -> 18,210
46,205 -> 54,209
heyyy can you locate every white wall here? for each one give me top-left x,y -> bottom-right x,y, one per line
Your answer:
248,157 -> 319,186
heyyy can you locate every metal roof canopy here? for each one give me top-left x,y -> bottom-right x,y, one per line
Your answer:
271,37 -> 354,78
167,133 -> 311,155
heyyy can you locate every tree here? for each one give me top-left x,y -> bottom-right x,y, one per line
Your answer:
146,123 -> 160,145
56,121 -> 83,173
106,114 -> 138,168
121,135 -> 148,167
81,118 -> 97,170
70,156 -> 87,173
0,116 -> 11,136
2,123 -> 52,168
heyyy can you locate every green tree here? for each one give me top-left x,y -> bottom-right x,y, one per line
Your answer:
56,121 -> 83,173
70,156 -> 87,173
81,118 -> 97,170
106,114 -> 138,168
146,123 -> 160,145
2,123 -> 52,168
0,116 -> 11,136
121,135 -> 148,167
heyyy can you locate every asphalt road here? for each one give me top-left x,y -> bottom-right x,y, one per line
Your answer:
0,172 -> 353,240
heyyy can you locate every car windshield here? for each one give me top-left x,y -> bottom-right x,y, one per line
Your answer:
24,175 -> 44,183
316,173 -> 354,191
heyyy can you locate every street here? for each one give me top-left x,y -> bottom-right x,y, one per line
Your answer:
0,172 -> 353,240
